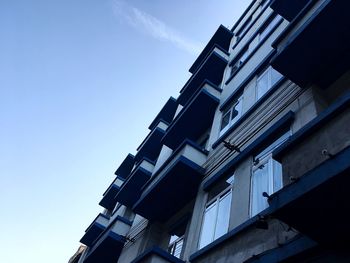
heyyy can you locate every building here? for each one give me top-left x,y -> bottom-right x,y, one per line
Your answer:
72,0 -> 350,262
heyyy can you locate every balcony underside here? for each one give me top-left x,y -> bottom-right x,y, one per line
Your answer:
133,156 -> 205,222
80,215 -> 108,247
131,246 -> 185,263
83,231 -> 125,263
268,146 -> 350,246
115,163 -> 152,207
189,25 -> 232,74
270,0 -> 309,21
148,97 -> 178,130
99,184 -> 120,211
135,126 -> 166,163
114,154 -> 134,179
271,0 -> 350,88
163,87 -> 219,149
178,50 -> 227,105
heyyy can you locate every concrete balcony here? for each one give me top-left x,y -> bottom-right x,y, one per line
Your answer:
163,81 -> 220,150
115,158 -> 154,208
131,247 -> 185,263
114,153 -> 135,179
178,47 -> 227,106
268,92 -> 350,246
271,0 -> 350,88
83,216 -> 132,263
99,176 -> 124,211
133,140 -> 207,222
80,214 -> 109,247
189,25 -> 233,74
270,0 -> 309,21
148,97 -> 178,130
134,120 -> 169,163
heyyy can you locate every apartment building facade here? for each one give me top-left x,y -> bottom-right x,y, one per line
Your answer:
73,0 -> 350,262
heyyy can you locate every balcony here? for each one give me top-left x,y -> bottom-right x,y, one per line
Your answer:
115,158 -> 154,207
271,0 -> 350,88
134,120 -> 168,163
189,25 -> 233,74
83,216 -> 132,263
80,214 -> 109,247
114,153 -> 135,179
131,246 -> 185,263
270,0 -> 309,21
99,176 -> 124,211
178,47 -> 227,106
268,93 -> 350,245
148,97 -> 178,130
162,81 -> 220,149
133,140 -> 207,222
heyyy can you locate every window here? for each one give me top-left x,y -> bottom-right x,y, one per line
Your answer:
199,175 -> 234,249
258,15 -> 282,42
229,48 -> 249,78
250,132 -> 289,216
220,94 -> 243,135
168,235 -> 184,258
256,66 -> 283,100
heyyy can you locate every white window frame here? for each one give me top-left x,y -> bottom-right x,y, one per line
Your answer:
249,131 -> 290,217
198,175 -> 234,249
168,235 -> 184,258
220,95 -> 243,135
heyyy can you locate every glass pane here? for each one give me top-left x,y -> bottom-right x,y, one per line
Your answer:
198,203 -> 217,248
220,112 -> 230,130
231,97 -> 243,123
271,67 -> 283,86
173,238 -> 183,258
251,164 -> 269,216
273,160 -> 283,192
257,70 -> 269,99
214,191 -> 232,239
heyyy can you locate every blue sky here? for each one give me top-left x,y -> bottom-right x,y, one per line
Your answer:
0,1 -> 250,262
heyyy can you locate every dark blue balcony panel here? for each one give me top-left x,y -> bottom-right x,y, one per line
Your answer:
189,25 -> 233,74
115,158 -> 154,208
163,82 -> 220,150
83,216 -> 132,263
80,214 -> 109,247
99,176 -> 125,210
148,97 -> 178,130
133,140 -> 207,222
268,146 -> 350,246
114,153 -> 135,179
270,0 -> 310,21
271,0 -> 350,88
134,120 -> 169,163
178,47 -> 227,106
131,246 -> 185,263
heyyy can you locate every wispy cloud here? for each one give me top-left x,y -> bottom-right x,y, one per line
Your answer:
112,0 -> 203,55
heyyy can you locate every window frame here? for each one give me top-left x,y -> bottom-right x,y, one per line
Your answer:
168,235 -> 184,258
198,175 -> 234,249
249,131 -> 290,217
256,66 -> 283,100
220,94 -> 243,135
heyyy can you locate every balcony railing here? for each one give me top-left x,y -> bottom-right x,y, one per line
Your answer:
115,158 -> 154,208
133,140 -> 207,222
99,176 -> 124,211
271,0 -> 350,88
80,213 -> 109,247
178,47 -> 227,106
134,120 -> 169,163
162,81 -> 221,150
83,216 -> 132,263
